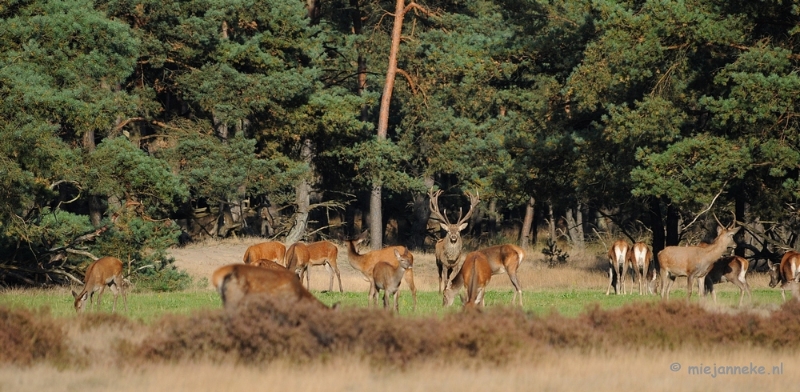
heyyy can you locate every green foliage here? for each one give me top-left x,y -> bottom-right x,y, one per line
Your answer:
134,266 -> 192,293
87,138 -> 189,214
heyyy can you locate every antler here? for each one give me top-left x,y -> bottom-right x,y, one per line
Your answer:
455,190 -> 480,226
428,187 -> 450,225
427,187 -> 480,226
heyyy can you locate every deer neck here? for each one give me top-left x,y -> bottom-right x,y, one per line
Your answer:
443,237 -> 462,261
346,241 -> 368,272
695,234 -> 733,269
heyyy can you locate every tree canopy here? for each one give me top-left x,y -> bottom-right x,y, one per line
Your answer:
2,0 -> 800,286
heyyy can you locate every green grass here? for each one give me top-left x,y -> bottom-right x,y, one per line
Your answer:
0,286 -> 788,323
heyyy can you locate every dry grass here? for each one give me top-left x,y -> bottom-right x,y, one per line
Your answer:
2,348 -> 798,392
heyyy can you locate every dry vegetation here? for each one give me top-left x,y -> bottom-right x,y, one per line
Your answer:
2,238 -> 797,390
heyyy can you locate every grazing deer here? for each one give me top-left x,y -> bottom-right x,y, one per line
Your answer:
443,251 -> 493,309
703,255 -> 752,306
345,233 -> 417,309
211,263 -> 329,310
658,221 -> 740,301
250,259 -> 289,271
428,188 -> 480,293
370,249 -> 414,311
629,242 -> 655,295
768,250 -> 800,302
442,244 -> 525,306
285,242 -> 311,285
605,239 -> 632,295
243,241 -> 286,266
296,241 -> 343,293
72,256 -> 128,313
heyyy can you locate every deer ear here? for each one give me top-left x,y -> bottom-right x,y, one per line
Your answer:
439,223 -> 449,232
394,249 -> 402,258
71,289 -> 79,298
458,222 -> 468,231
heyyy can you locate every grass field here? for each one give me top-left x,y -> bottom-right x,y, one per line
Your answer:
0,280 -> 787,323
2,240 -> 798,391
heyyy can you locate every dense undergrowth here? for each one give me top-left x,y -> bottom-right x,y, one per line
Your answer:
3,299 -> 800,369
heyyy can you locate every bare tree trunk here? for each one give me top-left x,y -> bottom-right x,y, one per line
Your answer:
565,202 -> 584,249
547,202 -> 556,240
82,130 -> 105,227
368,184 -> 383,249
666,201 -> 679,246
286,140 -> 313,244
371,0 -> 406,250
519,196 -> 535,249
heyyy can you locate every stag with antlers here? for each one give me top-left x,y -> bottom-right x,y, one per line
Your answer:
428,187 -> 480,293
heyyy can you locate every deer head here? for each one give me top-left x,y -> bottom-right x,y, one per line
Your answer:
428,187 -> 480,244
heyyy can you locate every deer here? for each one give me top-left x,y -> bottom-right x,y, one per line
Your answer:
211,263 -> 330,310
369,249 -> 414,312
629,242 -> 656,295
243,241 -> 286,266
703,255 -> 752,306
293,240 -> 343,293
72,256 -> 128,313
605,239 -> 632,295
428,188 -> 480,293
768,250 -> 800,302
250,259 -> 289,271
285,242 -> 311,285
442,250 -> 493,309
441,244 -> 525,306
345,232 -> 417,309
658,219 -> 740,301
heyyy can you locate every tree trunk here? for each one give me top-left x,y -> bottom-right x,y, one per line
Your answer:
369,184 -> 383,249
285,139 -> 313,244
547,202 -> 556,240
371,0 -> 406,250
666,201 -> 679,246
519,196 -> 535,249
565,201 -> 584,249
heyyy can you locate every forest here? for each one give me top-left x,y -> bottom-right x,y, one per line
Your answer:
2,0 -> 800,287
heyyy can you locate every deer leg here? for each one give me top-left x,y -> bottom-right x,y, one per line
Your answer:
508,271 -> 523,306
403,268 -> 417,311
324,263 -> 334,292
686,276 -> 695,302
368,280 -> 378,307
620,262 -> 628,295
393,289 -> 401,312
606,266 -> 614,296
437,261 -> 445,293
661,269 -> 673,300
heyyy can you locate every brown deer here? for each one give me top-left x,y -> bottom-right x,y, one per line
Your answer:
768,250 -> 800,302
211,263 -> 329,310
294,240 -> 343,293
370,249 -> 414,311
428,188 -> 480,293
658,221 -> 740,301
443,251 -> 493,309
605,239 -> 632,295
441,244 -> 525,306
345,233 -> 417,309
629,242 -> 655,295
72,256 -> 128,313
285,242 -> 311,286
250,259 -> 289,271
243,241 -> 286,266
703,255 -> 752,306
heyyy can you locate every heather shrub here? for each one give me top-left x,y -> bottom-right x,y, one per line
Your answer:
0,306 -> 67,365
